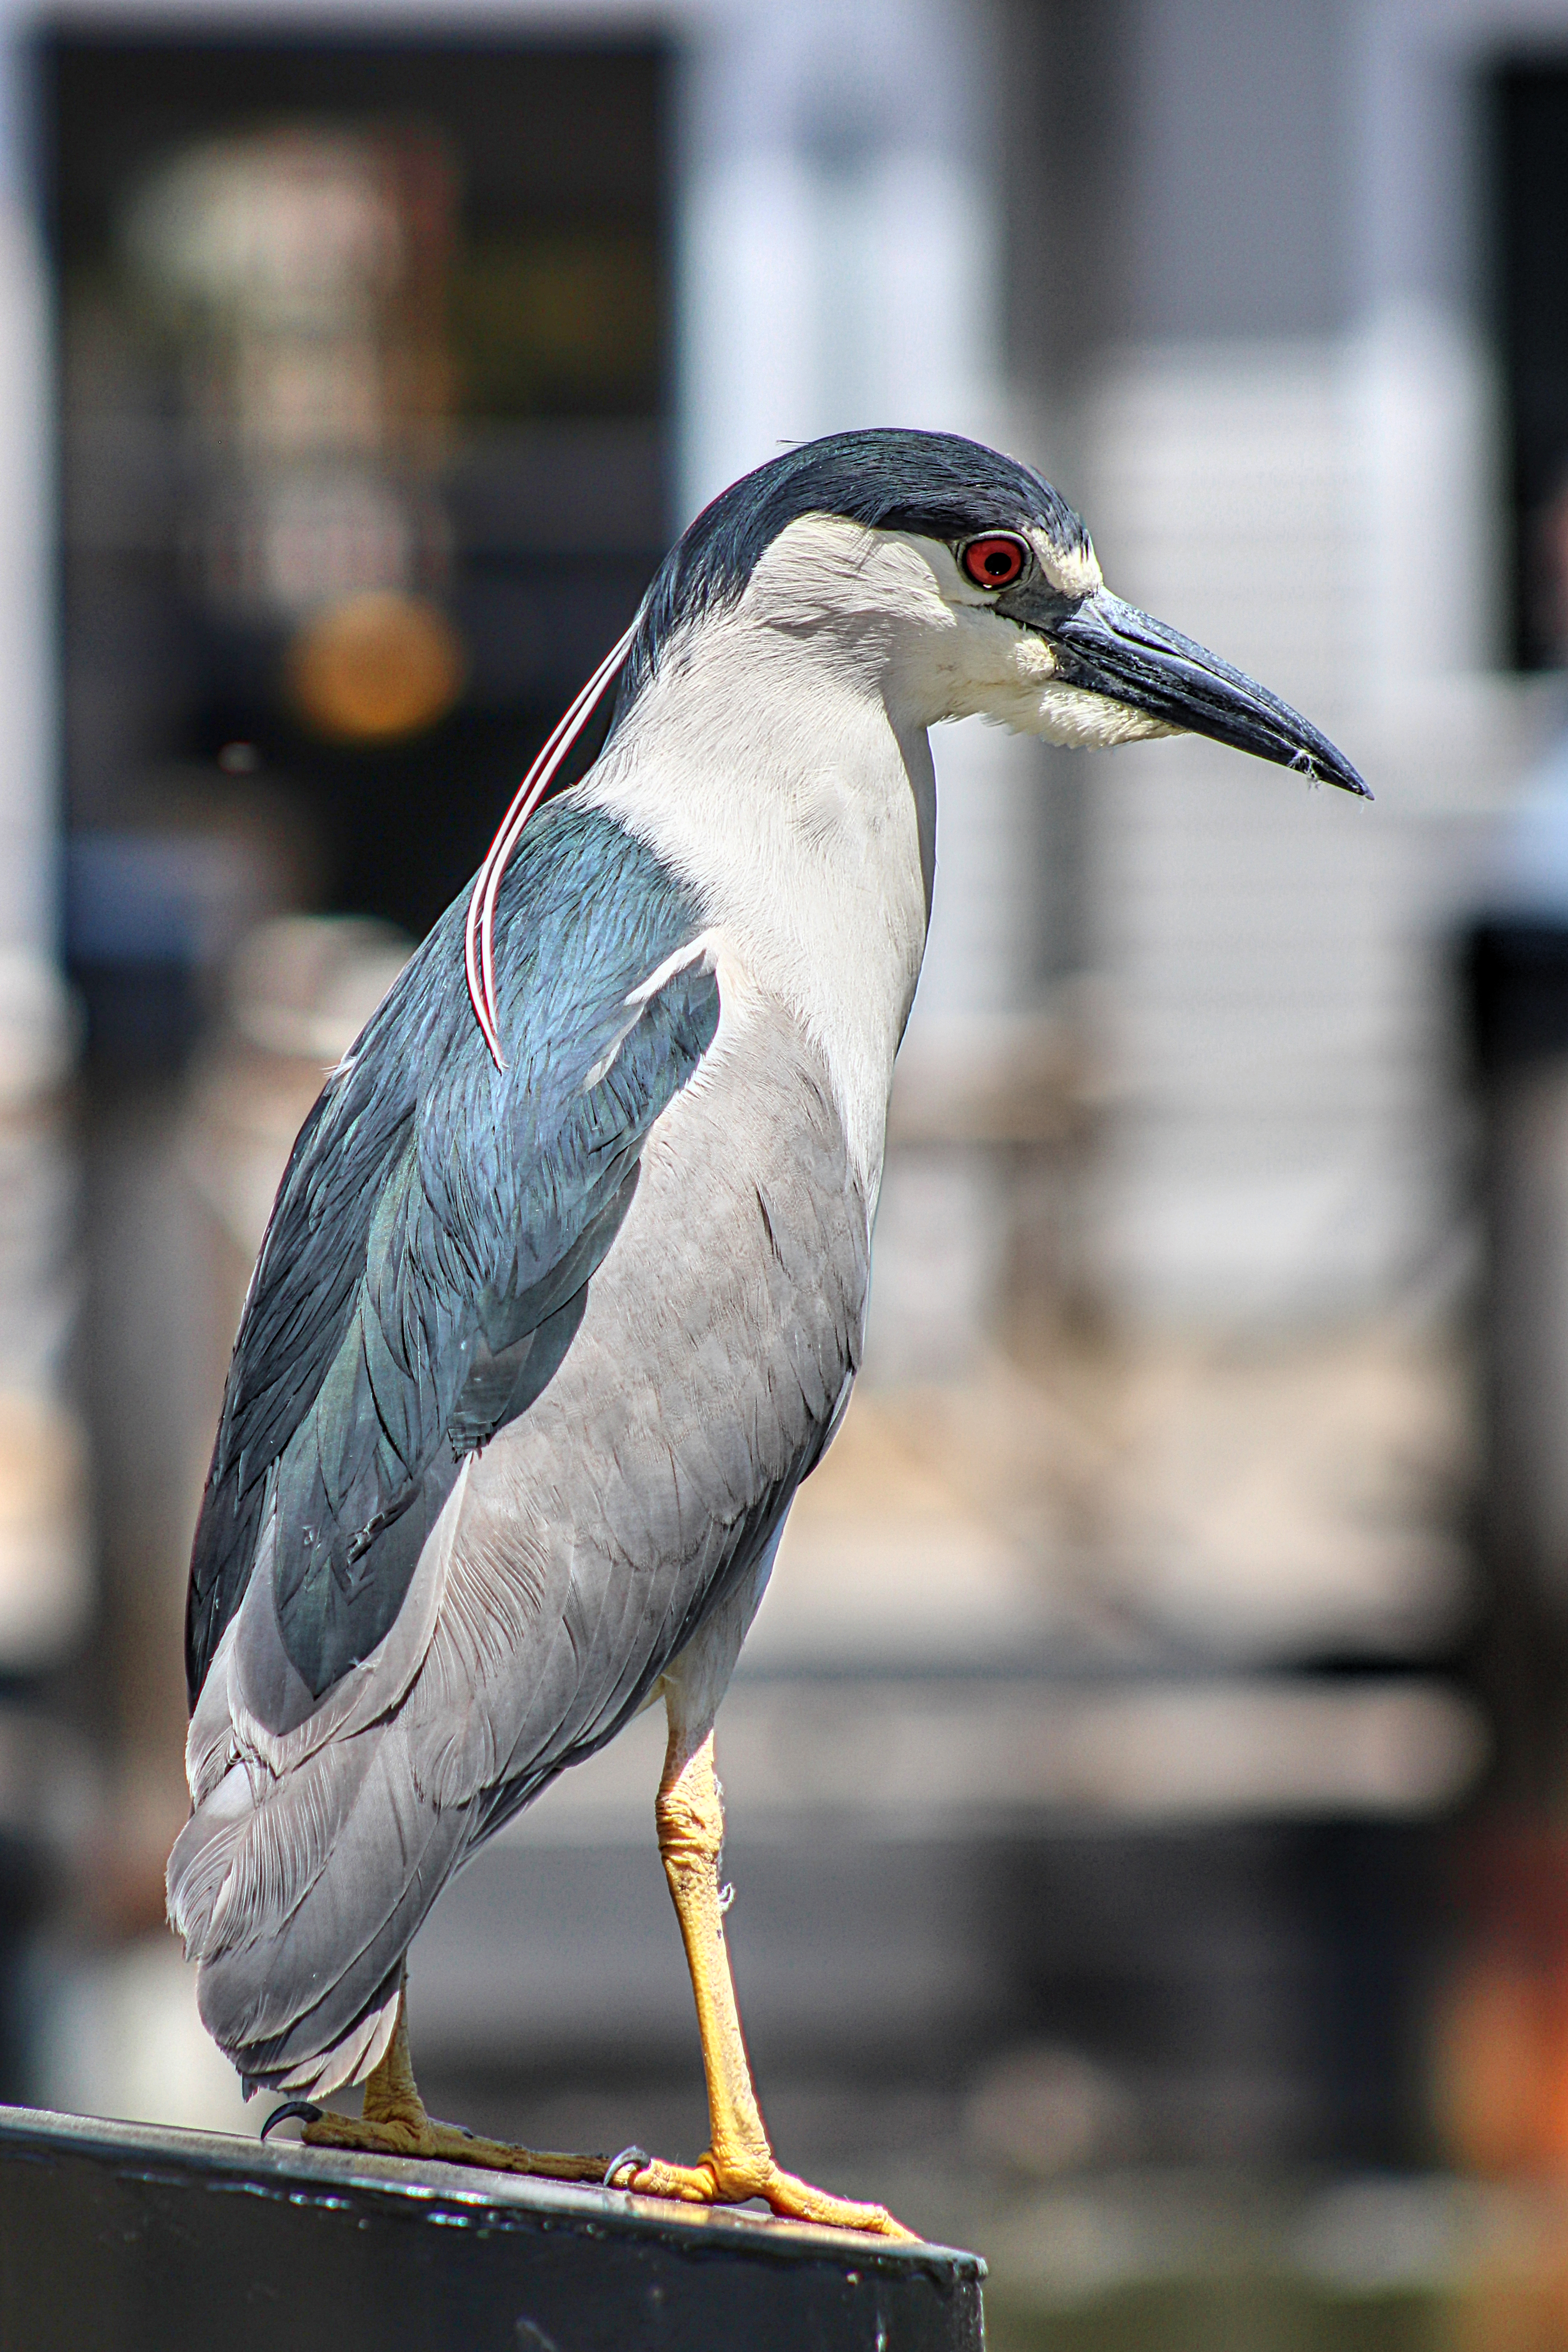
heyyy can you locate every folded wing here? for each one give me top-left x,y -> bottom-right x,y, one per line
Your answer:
185,800 -> 720,1729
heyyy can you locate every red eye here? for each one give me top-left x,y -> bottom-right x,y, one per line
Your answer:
960,534 -> 1029,589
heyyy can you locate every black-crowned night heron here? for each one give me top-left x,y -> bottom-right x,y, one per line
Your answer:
170,428 -> 1366,2238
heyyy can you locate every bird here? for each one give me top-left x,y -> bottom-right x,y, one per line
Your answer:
168,426 -> 1367,2239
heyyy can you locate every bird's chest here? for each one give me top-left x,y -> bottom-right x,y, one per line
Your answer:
585,678 -> 935,1196
597,999 -> 872,1480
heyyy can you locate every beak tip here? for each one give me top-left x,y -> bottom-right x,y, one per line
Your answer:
1290,747 -> 1372,801
1054,592 -> 1373,801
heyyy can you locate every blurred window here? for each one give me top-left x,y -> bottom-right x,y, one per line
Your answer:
45,35 -> 670,943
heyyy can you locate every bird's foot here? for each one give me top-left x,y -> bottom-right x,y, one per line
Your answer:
290,2102 -> 608,2183
608,2144 -> 916,2240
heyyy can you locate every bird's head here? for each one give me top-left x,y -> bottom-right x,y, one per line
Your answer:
466,428 -> 1367,1068
617,426 -> 1367,796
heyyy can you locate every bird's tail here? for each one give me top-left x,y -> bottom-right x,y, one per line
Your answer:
168,1713 -> 466,2096
167,1492 -> 474,2097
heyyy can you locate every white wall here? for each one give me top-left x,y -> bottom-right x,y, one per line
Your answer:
1058,0 -> 1561,1332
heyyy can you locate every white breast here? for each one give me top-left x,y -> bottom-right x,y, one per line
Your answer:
580,523 -> 942,1196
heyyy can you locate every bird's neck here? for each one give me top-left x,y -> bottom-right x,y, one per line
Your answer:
579,613 -> 936,1196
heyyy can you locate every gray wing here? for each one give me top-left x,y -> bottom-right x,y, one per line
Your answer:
422,998 -> 868,1842
169,999 -> 868,2094
186,802 -> 721,1717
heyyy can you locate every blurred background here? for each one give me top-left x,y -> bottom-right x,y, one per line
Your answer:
8,0 -> 1568,2342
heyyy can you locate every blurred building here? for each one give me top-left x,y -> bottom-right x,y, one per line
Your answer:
1,0 -> 1567,2292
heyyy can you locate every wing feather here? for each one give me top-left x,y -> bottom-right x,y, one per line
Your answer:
185,801 -> 719,1715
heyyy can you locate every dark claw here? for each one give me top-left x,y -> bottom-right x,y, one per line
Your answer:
603,2144 -> 649,2188
261,2100 -> 324,2141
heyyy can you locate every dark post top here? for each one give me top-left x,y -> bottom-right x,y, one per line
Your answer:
0,2103 -> 985,2352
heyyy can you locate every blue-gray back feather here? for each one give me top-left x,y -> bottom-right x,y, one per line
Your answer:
185,802 -> 717,1717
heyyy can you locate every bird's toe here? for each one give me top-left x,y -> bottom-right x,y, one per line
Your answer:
759,2165 -> 919,2241
301,2109 -> 426,2158
612,2146 -> 916,2239
298,2108 -> 607,2183
422,2127 -> 609,2183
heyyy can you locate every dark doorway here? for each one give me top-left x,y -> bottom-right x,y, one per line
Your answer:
1494,60 -> 1568,672
44,32 -> 671,947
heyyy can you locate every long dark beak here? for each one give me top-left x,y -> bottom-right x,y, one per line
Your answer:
1045,590 -> 1370,798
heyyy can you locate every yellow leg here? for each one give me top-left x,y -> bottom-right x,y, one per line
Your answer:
618,1720 -> 914,2239
298,1980 -> 608,2182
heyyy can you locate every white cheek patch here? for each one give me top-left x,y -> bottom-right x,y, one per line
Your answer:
982,681 -> 1177,750
933,612 -> 1175,746
935,609 -> 1174,750
731,515 -> 1144,750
